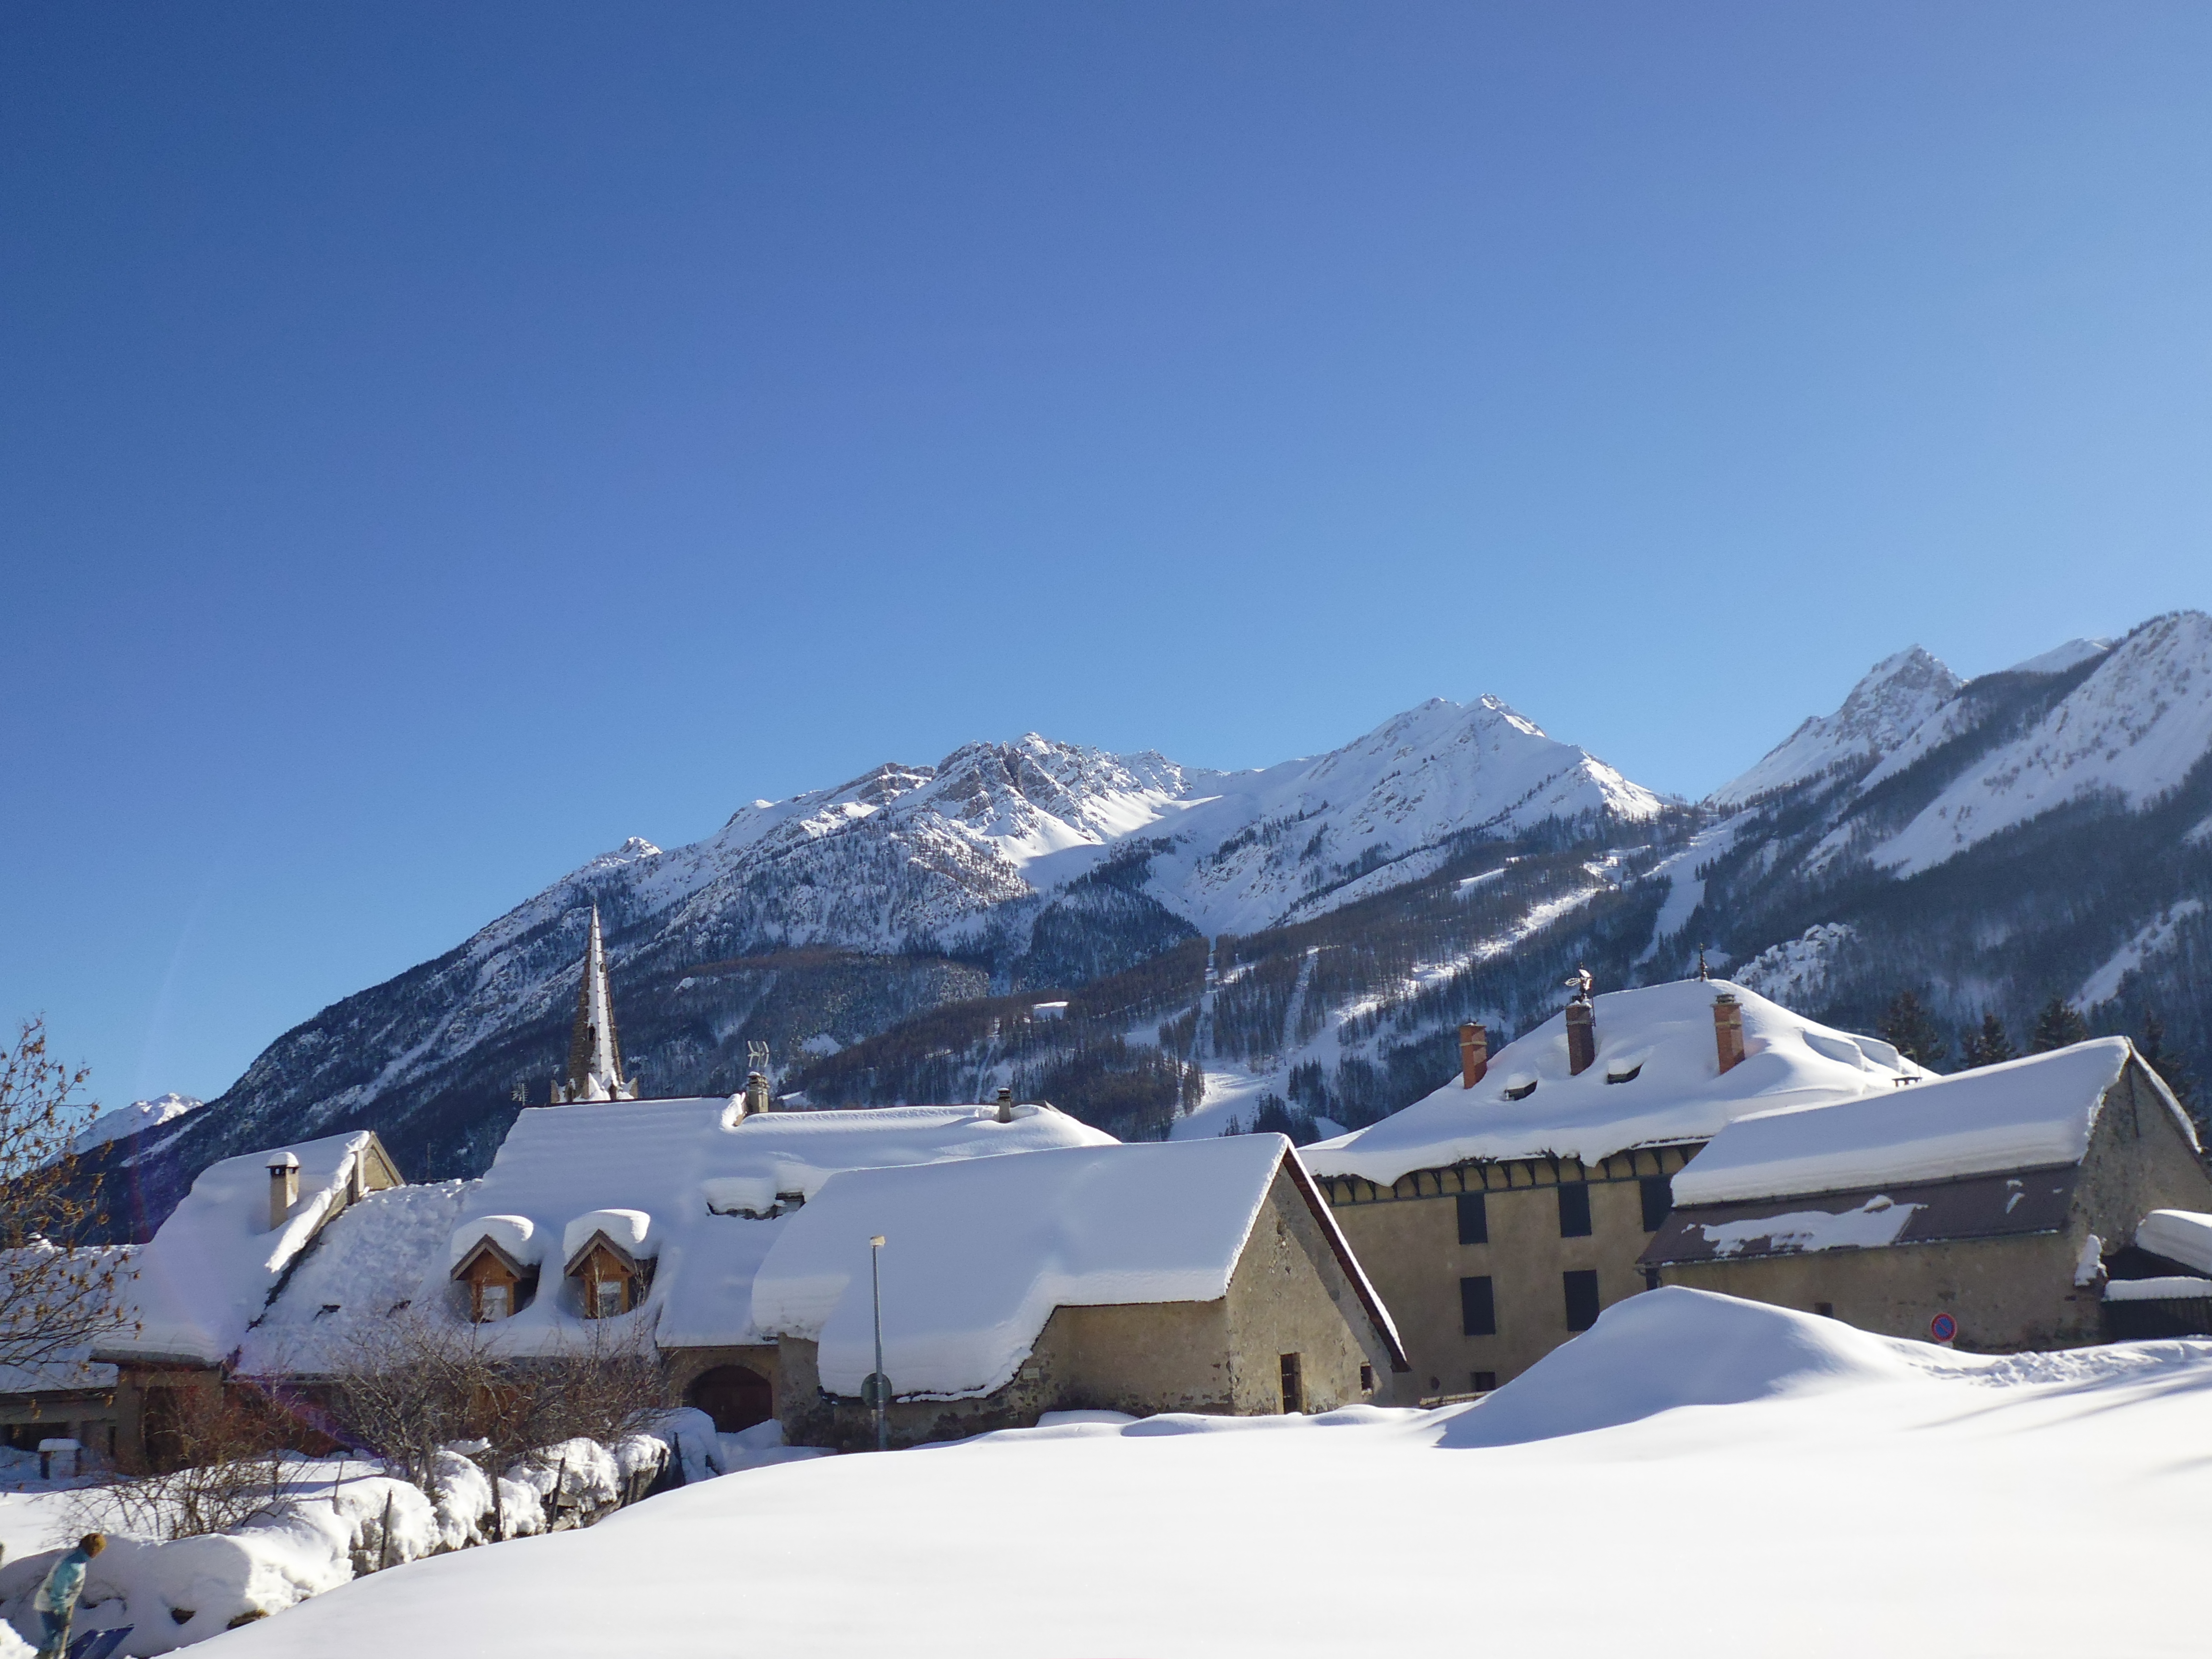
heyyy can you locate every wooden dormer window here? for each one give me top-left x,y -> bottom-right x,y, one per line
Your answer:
451,1237 -> 534,1322
564,1231 -> 647,1320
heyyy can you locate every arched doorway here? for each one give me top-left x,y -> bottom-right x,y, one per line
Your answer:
687,1365 -> 773,1432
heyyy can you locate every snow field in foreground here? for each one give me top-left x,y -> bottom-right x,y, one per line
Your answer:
207,1290 -> 2212,1659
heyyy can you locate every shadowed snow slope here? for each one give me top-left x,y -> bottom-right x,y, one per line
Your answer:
1435,1287 -> 1915,1447
205,1283 -> 2212,1659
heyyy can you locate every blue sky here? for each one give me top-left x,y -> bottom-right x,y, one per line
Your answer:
7,3 -> 2211,1106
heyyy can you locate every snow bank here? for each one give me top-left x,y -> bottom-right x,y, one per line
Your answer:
116,1133 -> 387,1365
1303,979 -> 1917,1187
1438,1287 -> 1918,1448
1673,1039 -> 2151,1205
1697,1195 -> 1923,1257
752,1137 -> 1292,1397
2136,1209 -> 2212,1275
2103,1276 -> 2212,1302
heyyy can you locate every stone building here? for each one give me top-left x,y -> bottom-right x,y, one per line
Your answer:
752,1137 -> 1408,1450
1639,1038 -> 2212,1349
1302,979 -> 1925,1395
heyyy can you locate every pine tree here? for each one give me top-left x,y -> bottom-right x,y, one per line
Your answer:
2030,997 -> 2091,1053
1879,990 -> 1947,1069
1960,1012 -> 2016,1069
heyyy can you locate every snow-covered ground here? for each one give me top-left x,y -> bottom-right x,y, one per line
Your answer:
210,1289 -> 2212,1658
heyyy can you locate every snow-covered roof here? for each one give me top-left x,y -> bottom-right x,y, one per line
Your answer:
2134,1210 -> 2212,1277
242,1098 -> 1117,1369
1301,980 -> 1920,1187
1671,1039 -> 2185,1206
107,1132 -> 393,1365
752,1135 -> 1386,1399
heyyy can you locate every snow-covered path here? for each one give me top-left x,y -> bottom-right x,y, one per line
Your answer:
209,1291 -> 2212,1658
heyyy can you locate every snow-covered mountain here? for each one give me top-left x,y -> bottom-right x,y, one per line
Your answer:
161,695 -> 1662,1182
100,611 -> 2211,1231
72,1092 -> 204,1155
1664,612 -> 2212,1082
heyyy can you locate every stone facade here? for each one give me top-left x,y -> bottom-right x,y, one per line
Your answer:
778,1165 -> 1405,1450
1320,1144 -> 1700,1395
1649,1058 -> 2212,1351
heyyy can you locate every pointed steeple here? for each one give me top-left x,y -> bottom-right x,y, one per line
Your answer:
557,906 -> 636,1104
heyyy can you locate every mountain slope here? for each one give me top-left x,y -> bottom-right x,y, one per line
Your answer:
147,695 -> 1660,1189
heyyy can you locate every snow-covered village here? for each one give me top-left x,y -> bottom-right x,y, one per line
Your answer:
10,9 -> 2212,1658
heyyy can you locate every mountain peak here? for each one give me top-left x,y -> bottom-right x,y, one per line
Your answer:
1711,647 -> 1963,808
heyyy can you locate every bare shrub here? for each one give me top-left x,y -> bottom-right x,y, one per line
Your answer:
68,1388 -> 300,1541
325,1311 -> 670,1524
0,1020 -> 132,1372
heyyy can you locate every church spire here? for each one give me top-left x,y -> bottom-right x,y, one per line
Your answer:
556,906 -> 636,1104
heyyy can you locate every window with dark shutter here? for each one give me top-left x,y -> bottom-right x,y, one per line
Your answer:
1640,1174 -> 1673,1233
1279,1353 -> 1303,1414
1471,1371 -> 1496,1393
1557,1182 -> 1592,1238
1457,1191 -> 1489,1245
1563,1269 -> 1600,1331
1460,1275 -> 1496,1336
1359,1363 -> 1374,1392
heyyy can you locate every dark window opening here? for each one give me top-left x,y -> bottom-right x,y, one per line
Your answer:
1558,1182 -> 1592,1238
1642,1267 -> 1661,1291
1640,1175 -> 1673,1233
1605,1064 -> 1642,1084
1503,1080 -> 1537,1101
1460,1275 -> 1496,1337
1359,1363 -> 1375,1392
1456,1192 -> 1489,1245
1279,1353 -> 1303,1414
1471,1371 -> 1497,1393
1815,1302 -> 1835,1318
1563,1269 -> 1600,1332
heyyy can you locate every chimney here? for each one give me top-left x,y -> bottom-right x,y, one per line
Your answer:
1714,993 -> 1745,1074
268,1152 -> 300,1231
1565,1003 -> 1596,1077
1457,1023 -> 1489,1089
742,1071 -> 772,1118
996,1086 -> 1014,1125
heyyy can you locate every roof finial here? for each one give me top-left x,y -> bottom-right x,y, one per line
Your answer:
1696,944 -> 1709,982
1564,963 -> 1593,1006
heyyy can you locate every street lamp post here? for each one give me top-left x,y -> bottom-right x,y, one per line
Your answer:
870,1233 -> 889,1452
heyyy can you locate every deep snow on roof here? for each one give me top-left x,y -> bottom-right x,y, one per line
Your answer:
751,1136 -> 1304,1398
1301,980 -> 1918,1187
250,1099 -> 1118,1363
2137,1210 -> 2212,1277
1671,1038 -> 2178,1206
109,1132 -> 383,1365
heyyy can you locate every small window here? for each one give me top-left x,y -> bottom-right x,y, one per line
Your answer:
1563,1269 -> 1600,1332
1471,1371 -> 1496,1393
1456,1192 -> 1489,1246
1279,1353 -> 1303,1414
1358,1363 -> 1375,1392
479,1283 -> 511,1322
592,1277 -> 625,1319
1604,1064 -> 1642,1084
1503,1080 -> 1537,1101
1640,1174 -> 1673,1233
1815,1302 -> 1835,1318
1557,1182 -> 1592,1238
1642,1267 -> 1661,1291
1460,1275 -> 1496,1337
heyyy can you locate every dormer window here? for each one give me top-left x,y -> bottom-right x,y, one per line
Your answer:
1605,1064 -> 1643,1085
1503,1080 -> 1538,1102
450,1235 -> 535,1322
567,1233 -> 645,1319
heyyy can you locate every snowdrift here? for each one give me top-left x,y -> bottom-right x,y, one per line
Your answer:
1437,1287 -> 1918,1447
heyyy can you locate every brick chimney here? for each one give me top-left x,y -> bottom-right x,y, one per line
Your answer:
1714,992 -> 1745,1074
268,1152 -> 300,1231
1565,1003 -> 1596,1076
1458,1023 -> 1489,1089
996,1086 -> 1014,1124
